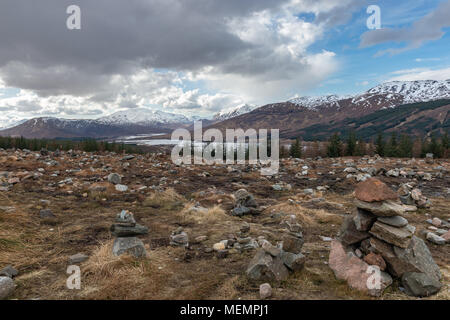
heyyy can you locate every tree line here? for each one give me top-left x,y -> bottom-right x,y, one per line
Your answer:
280,131 -> 450,159
0,136 -> 141,154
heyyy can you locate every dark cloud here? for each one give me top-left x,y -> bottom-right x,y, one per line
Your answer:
0,0 -> 289,96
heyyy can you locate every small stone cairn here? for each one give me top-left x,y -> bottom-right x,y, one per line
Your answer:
111,210 -> 148,258
329,178 -> 442,297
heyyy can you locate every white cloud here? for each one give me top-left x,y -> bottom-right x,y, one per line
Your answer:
387,67 -> 450,81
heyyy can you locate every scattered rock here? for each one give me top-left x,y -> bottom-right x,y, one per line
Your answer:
246,249 -> 289,282
0,277 -> 16,300
259,283 -> 272,299
0,266 -> 18,278
107,173 -> 121,185
39,209 -> 55,218
68,253 -> 89,264
426,232 -> 446,245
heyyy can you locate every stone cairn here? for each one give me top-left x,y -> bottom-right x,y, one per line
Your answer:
111,210 -> 148,258
246,215 -> 306,282
231,189 -> 261,216
329,178 -> 442,297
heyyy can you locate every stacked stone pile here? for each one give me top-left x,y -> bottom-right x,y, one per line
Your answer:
111,210 -> 148,258
330,178 -> 442,297
398,182 -> 431,209
246,215 -> 306,281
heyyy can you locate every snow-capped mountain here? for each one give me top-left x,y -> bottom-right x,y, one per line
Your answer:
213,104 -> 258,121
0,118 -> 28,130
98,108 -> 190,125
290,80 -> 450,109
289,95 -> 347,110
366,80 -> 450,104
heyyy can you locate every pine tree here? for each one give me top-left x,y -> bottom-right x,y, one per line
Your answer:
375,133 -> 385,156
327,133 -> 343,158
385,132 -> 399,157
429,134 -> 442,158
290,138 -> 302,158
346,131 -> 357,156
398,134 -> 413,158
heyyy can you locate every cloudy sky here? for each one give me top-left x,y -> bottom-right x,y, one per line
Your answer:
0,0 -> 449,127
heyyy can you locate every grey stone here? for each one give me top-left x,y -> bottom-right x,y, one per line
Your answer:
39,209 -> 55,218
282,235 -> 304,254
0,266 -> 18,278
369,222 -> 414,249
68,253 -> 89,264
261,241 -> 281,257
110,224 -> 149,237
354,199 -> 405,217
259,283 -> 272,299
402,272 -> 441,297
426,232 -> 446,245
392,236 -> 442,282
112,237 -> 146,258
170,231 -> 189,247
353,209 -> 376,231
246,249 -> 289,281
115,210 -> 136,225
115,184 -> 128,192
107,173 -> 121,185
280,251 -> 306,271
338,216 -> 370,246
0,276 -> 15,300
377,216 -> 408,228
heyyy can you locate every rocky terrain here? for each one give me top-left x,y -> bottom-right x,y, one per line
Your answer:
0,148 -> 449,300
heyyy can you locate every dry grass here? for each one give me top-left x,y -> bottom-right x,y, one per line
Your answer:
178,205 -> 231,225
143,188 -> 185,210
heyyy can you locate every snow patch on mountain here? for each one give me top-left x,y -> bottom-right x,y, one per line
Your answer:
98,108 -> 190,125
213,104 -> 258,121
290,80 -> 450,109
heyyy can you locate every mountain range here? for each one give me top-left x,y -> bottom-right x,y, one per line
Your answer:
1,80 -> 449,140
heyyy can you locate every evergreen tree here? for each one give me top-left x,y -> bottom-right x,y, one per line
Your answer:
346,131 -> 357,156
398,134 -> 413,158
290,138 -> 302,158
429,134 -> 442,158
385,132 -> 399,157
375,133 -> 385,156
327,133 -> 343,158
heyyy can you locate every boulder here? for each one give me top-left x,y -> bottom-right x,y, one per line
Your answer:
0,277 -> 15,300
261,241 -> 281,257
355,178 -> 398,203
354,199 -> 405,217
329,240 -> 391,297
402,272 -> 441,297
369,222 -> 415,249
112,237 -> 147,258
246,249 -> 289,281
338,216 -> 370,246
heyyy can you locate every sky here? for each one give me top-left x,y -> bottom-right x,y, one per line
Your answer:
0,0 -> 450,128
